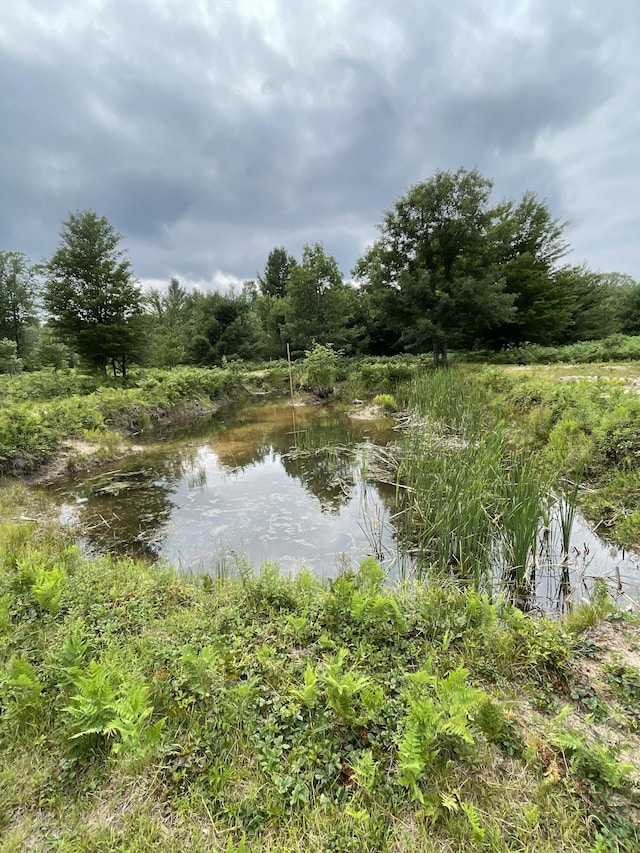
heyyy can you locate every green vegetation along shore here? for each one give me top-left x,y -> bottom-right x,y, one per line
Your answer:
1,353 -> 640,850
0,509 -> 639,852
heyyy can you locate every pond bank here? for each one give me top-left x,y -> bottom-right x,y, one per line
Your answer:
0,527 -> 638,852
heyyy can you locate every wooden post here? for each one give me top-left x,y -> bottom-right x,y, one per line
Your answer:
286,343 -> 294,403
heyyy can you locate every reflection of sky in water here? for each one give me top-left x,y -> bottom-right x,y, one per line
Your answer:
50,403 -> 403,578
533,515 -> 640,612
164,449 -> 391,575
46,401 -> 640,604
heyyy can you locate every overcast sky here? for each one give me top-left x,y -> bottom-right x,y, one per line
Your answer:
1,0 -> 639,291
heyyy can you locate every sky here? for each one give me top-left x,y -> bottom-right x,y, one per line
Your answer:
1,0 -> 639,292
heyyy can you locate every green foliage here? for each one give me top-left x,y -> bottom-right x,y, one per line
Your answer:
321,648 -> 372,726
257,246 -> 295,299
398,665 -> 488,800
0,657 -> 43,729
322,558 -> 407,640
284,243 -> 360,353
302,342 -> 341,396
550,708 -> 634,791
604,659 -> 640,720
371,393 -> 397,413
354,168 -> 528,364
0,365 -> 251,473
0,516 -> 636,850
477,334 -> 640,365
62,660 -> 162,758
565,579 -> 616,635
31,564 -> 65,614
144,278 -> 190,368
0,338 -> 21,374
0,593 -> 9,633
0,251 -> 37,359
43,210 -> 143,377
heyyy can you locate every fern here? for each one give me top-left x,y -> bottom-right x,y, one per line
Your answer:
63,661 -> 161,758
398,695 -> 440,801
321,649 -> 371,726
349,749 -> 378,795
291,661 -> 319,708
31,564 -> 65,613
398,666 -> 490,800
550,707 -> 634,790
463,802 -> 486,844
48,623 -> 89,691
0,657 -> 43,727
105,682 -> 165,757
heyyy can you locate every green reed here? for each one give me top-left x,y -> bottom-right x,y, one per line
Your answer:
500,455 -> 550,598
400,369 -> 554,601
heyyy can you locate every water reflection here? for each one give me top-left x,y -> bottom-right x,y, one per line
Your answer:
45,399 -> 639,608
49,402 -> 403,576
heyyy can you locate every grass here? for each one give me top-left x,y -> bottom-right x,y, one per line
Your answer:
0,513 -> 639,851
1,352 -> 640,849
468,334 -> 640,365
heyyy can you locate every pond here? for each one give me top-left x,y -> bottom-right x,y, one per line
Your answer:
44,399 -> 640,611
47,401 -> 407,578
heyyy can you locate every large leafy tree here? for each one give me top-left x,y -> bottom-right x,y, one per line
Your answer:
44,211 -> 143,377
284,243 -> 360,353
354,169 -> 515,364
0,251 -> 37,357
484,192 -> 573,346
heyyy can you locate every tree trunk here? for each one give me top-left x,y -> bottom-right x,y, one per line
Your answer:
432,339 -> 448,368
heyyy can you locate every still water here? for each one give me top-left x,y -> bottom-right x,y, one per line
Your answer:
45,399 -> 639,609
48,402 -> 404,577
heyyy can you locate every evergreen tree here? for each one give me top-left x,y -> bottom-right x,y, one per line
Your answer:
44,211 -> 142,377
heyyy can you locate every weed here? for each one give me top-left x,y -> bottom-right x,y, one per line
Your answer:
371,393 -> 398,413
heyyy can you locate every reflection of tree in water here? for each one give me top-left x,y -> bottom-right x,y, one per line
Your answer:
210,407 -> 396,514
279,416 -> 380,514
280,445 -> 355,514
52,402 -> 400,558
58,447 -> 200,560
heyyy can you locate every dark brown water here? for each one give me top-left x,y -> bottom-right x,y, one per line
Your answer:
48,402 -> 408,577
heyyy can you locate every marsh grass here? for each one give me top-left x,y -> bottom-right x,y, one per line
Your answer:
500,456 -> 550,598
399,370 -> 600,605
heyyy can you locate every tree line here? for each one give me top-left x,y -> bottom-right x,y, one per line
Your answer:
1,168 -> 639,374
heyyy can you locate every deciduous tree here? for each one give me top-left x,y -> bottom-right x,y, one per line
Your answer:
284,243 -> 359,353
354,169 -> 515,364
0,251 -> 37,358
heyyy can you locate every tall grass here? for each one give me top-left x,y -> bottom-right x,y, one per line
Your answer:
400,369 -> 554,601
500,456 -> 550,598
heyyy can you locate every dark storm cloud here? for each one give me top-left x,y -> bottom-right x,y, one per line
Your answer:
1,0 -> 638,285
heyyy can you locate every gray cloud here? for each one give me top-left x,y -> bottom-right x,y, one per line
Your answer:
1,0 -> 638,286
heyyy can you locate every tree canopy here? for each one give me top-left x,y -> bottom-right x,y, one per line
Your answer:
353,169 -> 518,363
43,211 -> 143,377
354,169 -> 584,362
2,170 -> 638,374
0,250 -> 37,358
